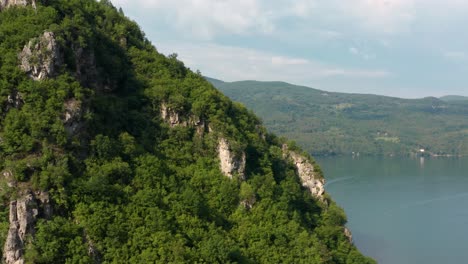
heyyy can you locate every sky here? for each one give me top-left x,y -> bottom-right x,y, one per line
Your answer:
110,0 -> 468,98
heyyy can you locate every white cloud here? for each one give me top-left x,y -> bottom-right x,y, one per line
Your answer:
349,45 -> 376,60
444,51 -> 467,60
112,0 -> 468,40
291,0 -> 316,17
320,69 -> 390,78
112,0 -> 272,39
345,0 -> 416,34
271,56 -> 309,66
155,42 -> 391,83
113,0 -> 415,38
110,0 -> 468,98
349,47 -> 359,55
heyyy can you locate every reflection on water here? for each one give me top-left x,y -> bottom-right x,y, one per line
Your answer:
324,176 -> 355,187
317,156 -> 468,264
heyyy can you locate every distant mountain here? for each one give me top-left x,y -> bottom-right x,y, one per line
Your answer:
204,76 -> 225,87
440,95 -> 468,102
209,79 -> 468,156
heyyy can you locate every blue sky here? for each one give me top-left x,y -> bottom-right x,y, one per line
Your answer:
111,0 -> 468,98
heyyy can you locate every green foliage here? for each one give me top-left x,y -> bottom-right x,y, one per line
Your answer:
212,79 -> 468,157
25,217 -> 92,264
0,1 -> 375,263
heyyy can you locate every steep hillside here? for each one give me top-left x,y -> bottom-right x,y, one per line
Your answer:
0,1 -> 373,263
212,80 -> 468,156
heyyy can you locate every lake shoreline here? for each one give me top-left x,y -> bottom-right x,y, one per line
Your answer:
317,156 -> 468,264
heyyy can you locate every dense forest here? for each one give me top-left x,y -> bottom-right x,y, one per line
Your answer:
211,78 -> 468,156
0,1 -> 374,263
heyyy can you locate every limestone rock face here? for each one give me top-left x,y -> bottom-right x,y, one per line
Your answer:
160,103 -> 185,127
3,90 -> 24,114
159,103 -> 246,179
218,138 -> 246,180
3,191 -> 51,264
344,227 -> 353,243
2,170 -> 16,188
63,98 -> 83,135
19,31 -> 62,81
0,0 -> 36,10
282,144 -> 325,199
160,103 -> 208,134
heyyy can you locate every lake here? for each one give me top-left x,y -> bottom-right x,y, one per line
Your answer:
316,156 -> 468,264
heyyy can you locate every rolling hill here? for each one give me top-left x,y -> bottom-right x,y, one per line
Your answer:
440,95 -> 468,102
209,78 -> 468,156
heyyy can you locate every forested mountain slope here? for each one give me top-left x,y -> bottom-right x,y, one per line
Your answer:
0,1 -> 373,263
211,79 -> 468,156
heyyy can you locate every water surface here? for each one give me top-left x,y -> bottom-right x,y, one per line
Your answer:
317,156 -> 468,264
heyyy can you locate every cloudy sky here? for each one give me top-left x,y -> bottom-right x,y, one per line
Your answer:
111,0 -> 468,98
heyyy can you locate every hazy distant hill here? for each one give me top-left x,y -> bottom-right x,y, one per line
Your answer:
210,79 -> 468,156
440,95 -> 468,102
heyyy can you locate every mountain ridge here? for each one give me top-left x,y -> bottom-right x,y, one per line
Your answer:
208,78 -> 468,101
0,1 -> 373,263
209,78 -> 468,157
440,95 -> 468,102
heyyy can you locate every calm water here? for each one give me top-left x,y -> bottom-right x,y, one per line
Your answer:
316,156 -> 468,264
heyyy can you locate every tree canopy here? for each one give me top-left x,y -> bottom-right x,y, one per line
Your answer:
0,1 -> 375,263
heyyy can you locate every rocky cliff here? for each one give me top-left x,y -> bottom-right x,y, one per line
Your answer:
2,26 -> 59,264
19,31 -> 62,81
218,138 -> 246,180
160,103 -> 208,135
3,190 -> 50,264
160,103 -> 247,179
0,0 -> 35,10
282,144 -> 325,199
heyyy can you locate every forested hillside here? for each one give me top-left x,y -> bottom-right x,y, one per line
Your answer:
211,79 -> 468,156
0,1 -> 373,263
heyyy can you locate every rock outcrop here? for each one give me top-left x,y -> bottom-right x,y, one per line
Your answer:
0,0 -> 36,10
85,235 -> 100,262
240,195 -> 256,210
63,98 -> 83,135
159,103 -> 247,179
160,103 -> 208,134
2,171 -> 15,187
3,90 -> 24,114
19,31 -> 62,81
160,103 -> 184,127
282,144 -> 325,199
218,138 -> 246,180
344,227 -> 353,243
3,191 -> 50,264
159,103 -> 248,179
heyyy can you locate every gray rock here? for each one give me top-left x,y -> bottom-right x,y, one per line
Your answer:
282,144 -> 325,199
3,90 -> 24,113
3,191 -> 51,264
344,227 -> 353,243
160,102 -> 208,134
63,98 -> 84,135
0,0 -> 36,11
19,31 -> 62,81
160,103 -> 186,127
218,138 -> 246,180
